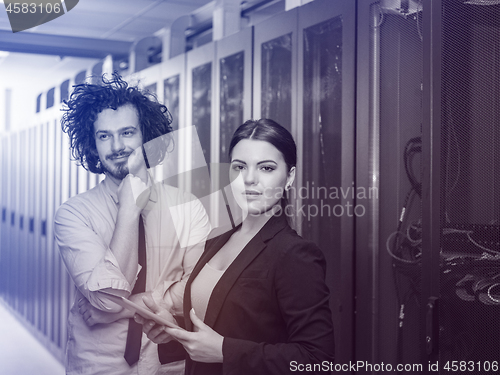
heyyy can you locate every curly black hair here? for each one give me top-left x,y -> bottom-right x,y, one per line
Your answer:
61,73 -> 173,174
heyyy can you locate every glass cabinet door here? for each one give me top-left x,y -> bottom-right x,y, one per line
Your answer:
215,27 -> 252,165
160,53 -> 187,187
187,43 -> 214,168
253,8 -> 298,133
211,28 -> 253,232
186,42 -> 215,201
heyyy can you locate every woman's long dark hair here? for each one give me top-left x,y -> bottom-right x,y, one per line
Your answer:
228,119 -> 297,221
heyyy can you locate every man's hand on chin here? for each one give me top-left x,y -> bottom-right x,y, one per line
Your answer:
117,174 -> 151,214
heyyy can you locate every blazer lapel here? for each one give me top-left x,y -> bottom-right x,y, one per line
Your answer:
203,214 -> 289,328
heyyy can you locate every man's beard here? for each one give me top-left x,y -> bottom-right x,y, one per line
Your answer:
102,161 -> 129,181
101,152 -> 131,181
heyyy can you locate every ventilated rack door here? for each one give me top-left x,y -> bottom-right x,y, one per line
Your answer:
436,1 -> 500,372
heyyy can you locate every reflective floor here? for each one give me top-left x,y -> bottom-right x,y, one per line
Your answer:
0,300 -> 65,375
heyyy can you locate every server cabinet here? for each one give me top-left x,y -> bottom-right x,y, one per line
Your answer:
210,27 -> 254,230
0,137 -> 6,299
60,121 -> 72,356
186,41 -> 215,203
5,135 -> 14,307
39,122 -> 49,335
355,0 -> 425,370
27,128 -> 36,325
128,64 -> 164,179
253,8 -> 298,133
252,1 -> 356,364
161,53 -> 187,187
13,132 -> 20,312
297,0 -> 356,365
356,1 -> 500,372
69,146 -> 78,199
77,160 -> 89,195
52,118 -> 63,349
53,116 -> 69,353
162,54 -> 186,133
432,0 -> 500,372
187,42 -> 215,167
11,133 -> 20,311
46,119 -> 57,344
1,135 -> 10,304
45,118 -> 56,348
34,124 -> 43,331
60,124 -> 71,206
215,27 -> 253,164
130,64 -> 162,96
87,164 -> 99,191
19,129 -> 29,318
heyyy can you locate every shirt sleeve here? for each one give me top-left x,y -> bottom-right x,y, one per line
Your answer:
54,202 -> 134,312
221,241 -> 335,375
151,196 -> 211,316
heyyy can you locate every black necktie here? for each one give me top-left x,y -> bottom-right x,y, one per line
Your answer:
124,215 -> 147,366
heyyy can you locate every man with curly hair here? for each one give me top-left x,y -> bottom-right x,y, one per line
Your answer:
54,74 -> 210,375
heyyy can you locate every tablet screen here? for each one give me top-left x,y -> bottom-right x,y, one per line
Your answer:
97,291 -> 179,328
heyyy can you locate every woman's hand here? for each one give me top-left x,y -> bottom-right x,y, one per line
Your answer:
165,308 -> 224,363
78,298 -> 131,326
134,296 -> 176,344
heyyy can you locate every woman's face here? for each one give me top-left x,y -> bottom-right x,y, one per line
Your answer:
230,139 -> 295,216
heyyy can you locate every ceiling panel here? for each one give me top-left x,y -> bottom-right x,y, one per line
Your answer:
0,0 -> 214,41
0,0 -> 214,127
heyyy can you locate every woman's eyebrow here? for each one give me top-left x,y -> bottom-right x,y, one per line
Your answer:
257,160 -> 277,165
231,159 -> 278,165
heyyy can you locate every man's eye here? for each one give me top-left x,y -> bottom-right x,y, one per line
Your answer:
98,134 -> 109,140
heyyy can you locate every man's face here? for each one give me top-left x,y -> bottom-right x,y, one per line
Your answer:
94,104 -> 143,183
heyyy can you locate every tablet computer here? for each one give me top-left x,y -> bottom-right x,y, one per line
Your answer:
97,291 -> 179,328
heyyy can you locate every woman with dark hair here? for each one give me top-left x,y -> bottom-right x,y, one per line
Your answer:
140,119 -> 335,375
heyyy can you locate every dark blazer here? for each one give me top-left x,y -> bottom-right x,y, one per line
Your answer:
181,213 -> 335,375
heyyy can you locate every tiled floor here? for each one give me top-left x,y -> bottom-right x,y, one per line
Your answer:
0,301 -> 65,375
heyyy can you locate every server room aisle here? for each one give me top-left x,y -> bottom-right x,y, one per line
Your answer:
0,301 -> 65,375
